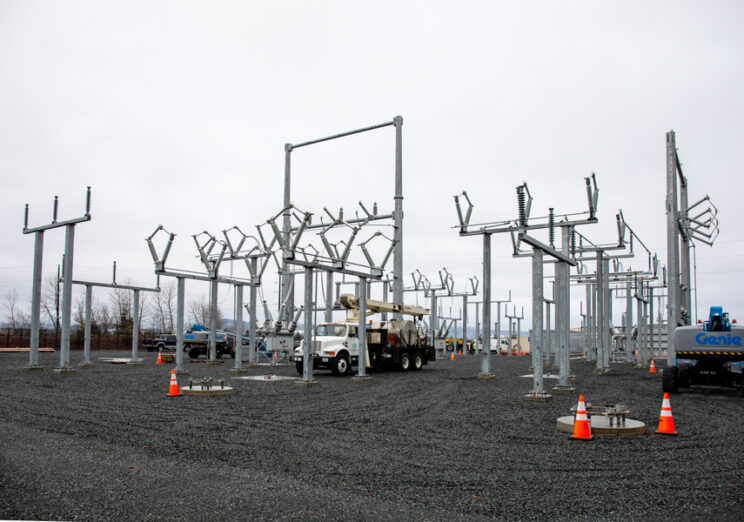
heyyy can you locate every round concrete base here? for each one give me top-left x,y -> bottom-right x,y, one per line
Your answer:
556,415 -> 645,436
181,385 -> 233,396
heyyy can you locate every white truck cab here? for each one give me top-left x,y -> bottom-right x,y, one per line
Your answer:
294,322 -> 360,375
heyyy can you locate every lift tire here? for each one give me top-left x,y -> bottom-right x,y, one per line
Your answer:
399,352 -> 411,372
331,354 -> 350,376
295,360 -> 304,375
412,352 -> 424,371
678,362 -> 690,388
188,346 -> 203,359
662,366 -> 679,393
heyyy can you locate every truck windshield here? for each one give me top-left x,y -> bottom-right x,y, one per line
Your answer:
316,324 -> 347,337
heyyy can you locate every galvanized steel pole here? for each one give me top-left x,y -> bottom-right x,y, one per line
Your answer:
176,277 -> 185,373
666,131 -> 680,366
59,225 -> 75,369
131,289 -> 140,362
358,276 -> 368,378
557,226 -> 570,387
28,231 -> 44,368
595,254 -> 605,371
233,284 -> 243,370
248,259 -> 258,366
82,284 -> 92,365
602,258 -> 611,370
626,281 -> 634,363
209,280 -> 218,361
393,116 -> 404,318
480,233 -> 492,377
302,267 -> 314,382
531,248 -> 544,393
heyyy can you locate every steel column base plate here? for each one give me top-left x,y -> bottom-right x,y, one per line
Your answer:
175,369 -> 189,376
351,376 -> 373,382
53,367 -> 75,374
524,393 -> 553,402
78,362 -> 95,368
24,365 -> 43,371
294,380 -> 319,388
229,368 -> 251,374
551,385 -> 576,394
477,373 -> 495,380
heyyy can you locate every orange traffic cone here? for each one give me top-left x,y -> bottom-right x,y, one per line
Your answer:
655,392 -> 677,435
649,359 -> 656,374
156,352 -> 163,364
274,352 -> 278,360
167,369 -> 181,397
570,395 -> 593,440
634,349 -> 639,358
450,351 -> 455,361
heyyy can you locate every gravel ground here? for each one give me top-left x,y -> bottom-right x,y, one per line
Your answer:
1,350 -> 743,521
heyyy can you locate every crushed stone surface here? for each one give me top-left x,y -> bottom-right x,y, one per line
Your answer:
1,351 -> 743,521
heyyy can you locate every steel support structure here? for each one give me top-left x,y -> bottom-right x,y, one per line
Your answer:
22,187 -> 91,371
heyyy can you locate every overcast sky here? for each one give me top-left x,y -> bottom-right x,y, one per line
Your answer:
1,1 -> 743,330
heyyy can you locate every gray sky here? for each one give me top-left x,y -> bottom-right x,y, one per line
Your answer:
1,1 -> 743,328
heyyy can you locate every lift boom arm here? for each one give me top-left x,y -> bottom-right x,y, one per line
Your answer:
339,293 -> 429,321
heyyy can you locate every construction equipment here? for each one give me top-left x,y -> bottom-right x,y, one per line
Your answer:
293,293 -> 434,375
663,306 -> 744,394
183,324 -> 234,359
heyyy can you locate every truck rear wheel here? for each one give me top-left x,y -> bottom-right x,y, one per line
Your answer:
188,346 -> 202,359
399,352 -> 411,371
412,352 -> 423,371
662,366 -> 679,393
295,360 -> 304,375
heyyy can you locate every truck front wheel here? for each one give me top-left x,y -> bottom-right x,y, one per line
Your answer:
412,352 -> 423,371
188,346 -> 202,359
399,352 -> 411,371
662,366 -> 679,393
331,354 -> 350,376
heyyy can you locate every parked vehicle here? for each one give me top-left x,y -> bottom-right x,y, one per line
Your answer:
663,306 -> 744,395
184,324 -> 234,359
293,294 -> 434,375
143,334 -> 178,352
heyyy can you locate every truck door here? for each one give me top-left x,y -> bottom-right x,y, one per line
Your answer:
348,326 -> 360,355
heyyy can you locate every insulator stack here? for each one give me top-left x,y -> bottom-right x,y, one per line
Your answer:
548,208 -> 555,247
517,186 -> 526,226
85,186 -> 91,215
570,228 -> 576,256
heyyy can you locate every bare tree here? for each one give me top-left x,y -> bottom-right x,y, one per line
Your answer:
40,271 -> 61,333
4,289 -> 21,328
95,302 -> 112,334
188,294 -> 223,330
152,280 -> 176,333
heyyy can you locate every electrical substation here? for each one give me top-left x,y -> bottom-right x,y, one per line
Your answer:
7,120 -> 741,521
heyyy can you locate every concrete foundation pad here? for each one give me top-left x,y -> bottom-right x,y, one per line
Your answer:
24,365 -> 43,371
593,368 -> 612,375
175,369 -> 189,376
520,373 -> 560,379
557,415 -> 645,436
351,376 -> 373,382
294,380 -> 319,388
229,368 -> 252,374
242,363 -> 260,368
524,393 -> 553,402
77,362 -> 95,368
238,375 -> 299,382
551,385 -> 576,395
204,360 -> 224,366
476,373 -> 496,380
126,360 -> 144,366
181,385 -> 233,396
53,367 -> 75,374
